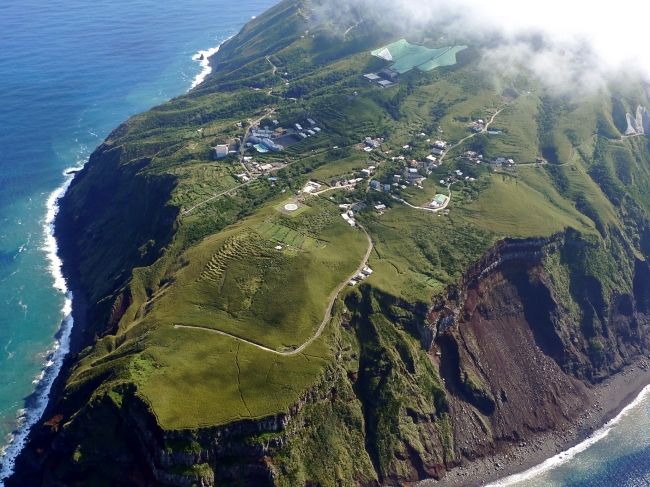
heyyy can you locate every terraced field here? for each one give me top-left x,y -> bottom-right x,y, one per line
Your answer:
198,230 -> 266,285
143,199 -> 368,350
256,220 -> 320,249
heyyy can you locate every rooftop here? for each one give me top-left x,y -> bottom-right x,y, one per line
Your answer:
371,39 -> 467,74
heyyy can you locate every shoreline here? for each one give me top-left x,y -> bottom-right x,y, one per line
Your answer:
0,166 -> 81,482
189,37 -> 232,90
417,355 -> 650,487
0,42 -> 223,483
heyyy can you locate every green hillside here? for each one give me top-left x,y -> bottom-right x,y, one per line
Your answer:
17,1 -> 650,485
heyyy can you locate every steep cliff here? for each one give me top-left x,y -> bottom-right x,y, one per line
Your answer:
8,0 -> 650,485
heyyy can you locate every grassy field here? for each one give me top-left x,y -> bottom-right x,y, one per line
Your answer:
310,153 -> 369,181
67,195 -> 367,430
361,206 -> 494,303
460,173 -> 592,237
138,324 -> 332,429
479,94 -> 541,162
147,198 -> 368,350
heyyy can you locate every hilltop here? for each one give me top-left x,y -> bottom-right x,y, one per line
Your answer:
8,0 -> 650,485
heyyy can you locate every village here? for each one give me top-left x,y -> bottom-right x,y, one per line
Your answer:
224,103 -> 522,217
199,36 -> 527,226
202,96 -> 529,227
212,115 -> 327,183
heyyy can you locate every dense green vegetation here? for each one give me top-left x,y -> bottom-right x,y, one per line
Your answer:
32,0 -> 650,485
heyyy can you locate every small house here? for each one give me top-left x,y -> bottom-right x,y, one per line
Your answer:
433,140 -> 447,150
363,73 -> 381,82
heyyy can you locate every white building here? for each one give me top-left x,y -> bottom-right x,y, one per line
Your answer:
433,140 -> 447,150
214,144 -> 229,159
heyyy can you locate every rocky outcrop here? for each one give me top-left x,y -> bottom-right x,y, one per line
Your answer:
426,235 -> 562,340
624,105 -> 650,135
420,232 -> 650,473
319,231 -> 650,486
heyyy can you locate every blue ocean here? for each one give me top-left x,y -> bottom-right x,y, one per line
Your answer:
490,386 -> 650,487
0,0 -> 649,485
0,0 -> 274,479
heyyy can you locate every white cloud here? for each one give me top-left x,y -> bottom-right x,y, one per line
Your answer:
313,0 -> 650,93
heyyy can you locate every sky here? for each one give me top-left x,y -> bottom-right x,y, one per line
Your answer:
315,0 -> 650,93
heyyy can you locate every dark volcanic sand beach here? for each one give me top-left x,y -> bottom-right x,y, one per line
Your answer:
415,355 -> 650,487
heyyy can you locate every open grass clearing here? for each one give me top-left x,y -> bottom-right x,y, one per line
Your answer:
143,199 -> 368,350
460,174 -> 591,237
136,323 -> 331,430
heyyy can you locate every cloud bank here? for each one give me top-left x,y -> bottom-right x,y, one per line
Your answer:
314,0 -> 650,93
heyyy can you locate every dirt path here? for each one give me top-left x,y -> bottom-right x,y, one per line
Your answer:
175,225 -> 373,355
343,20 -> 363,39
182,184 -> 247,216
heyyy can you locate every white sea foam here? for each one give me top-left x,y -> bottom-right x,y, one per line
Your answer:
189,37 -> 232,90
0,164 -> 81,484
486,384 -> 650,486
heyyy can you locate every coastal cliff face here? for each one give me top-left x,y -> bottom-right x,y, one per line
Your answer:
56,142 -> 179,344
11,231 -> 650,487
8,0 -> 650,485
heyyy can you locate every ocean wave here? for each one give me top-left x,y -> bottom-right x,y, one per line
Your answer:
189,37 -> 232,90
0,165 -> 81,483
486,384 -> 650,486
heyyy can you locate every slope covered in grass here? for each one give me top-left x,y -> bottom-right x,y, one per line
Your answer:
24,1 -> 650,485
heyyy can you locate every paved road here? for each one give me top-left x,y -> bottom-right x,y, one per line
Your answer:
312,183 -> 356,196
621,133 -> 645,140
439,106 -> 505,165
266,56 -> 278,76
175,225 -> 374,355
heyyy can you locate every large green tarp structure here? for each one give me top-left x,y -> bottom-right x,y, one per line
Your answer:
371,39 -> 466,74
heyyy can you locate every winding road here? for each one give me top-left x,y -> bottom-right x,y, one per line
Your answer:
174,225 -> 374,356
439,105 -> 506,165
178,104 -> 510,346
396,105 -> 507,213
